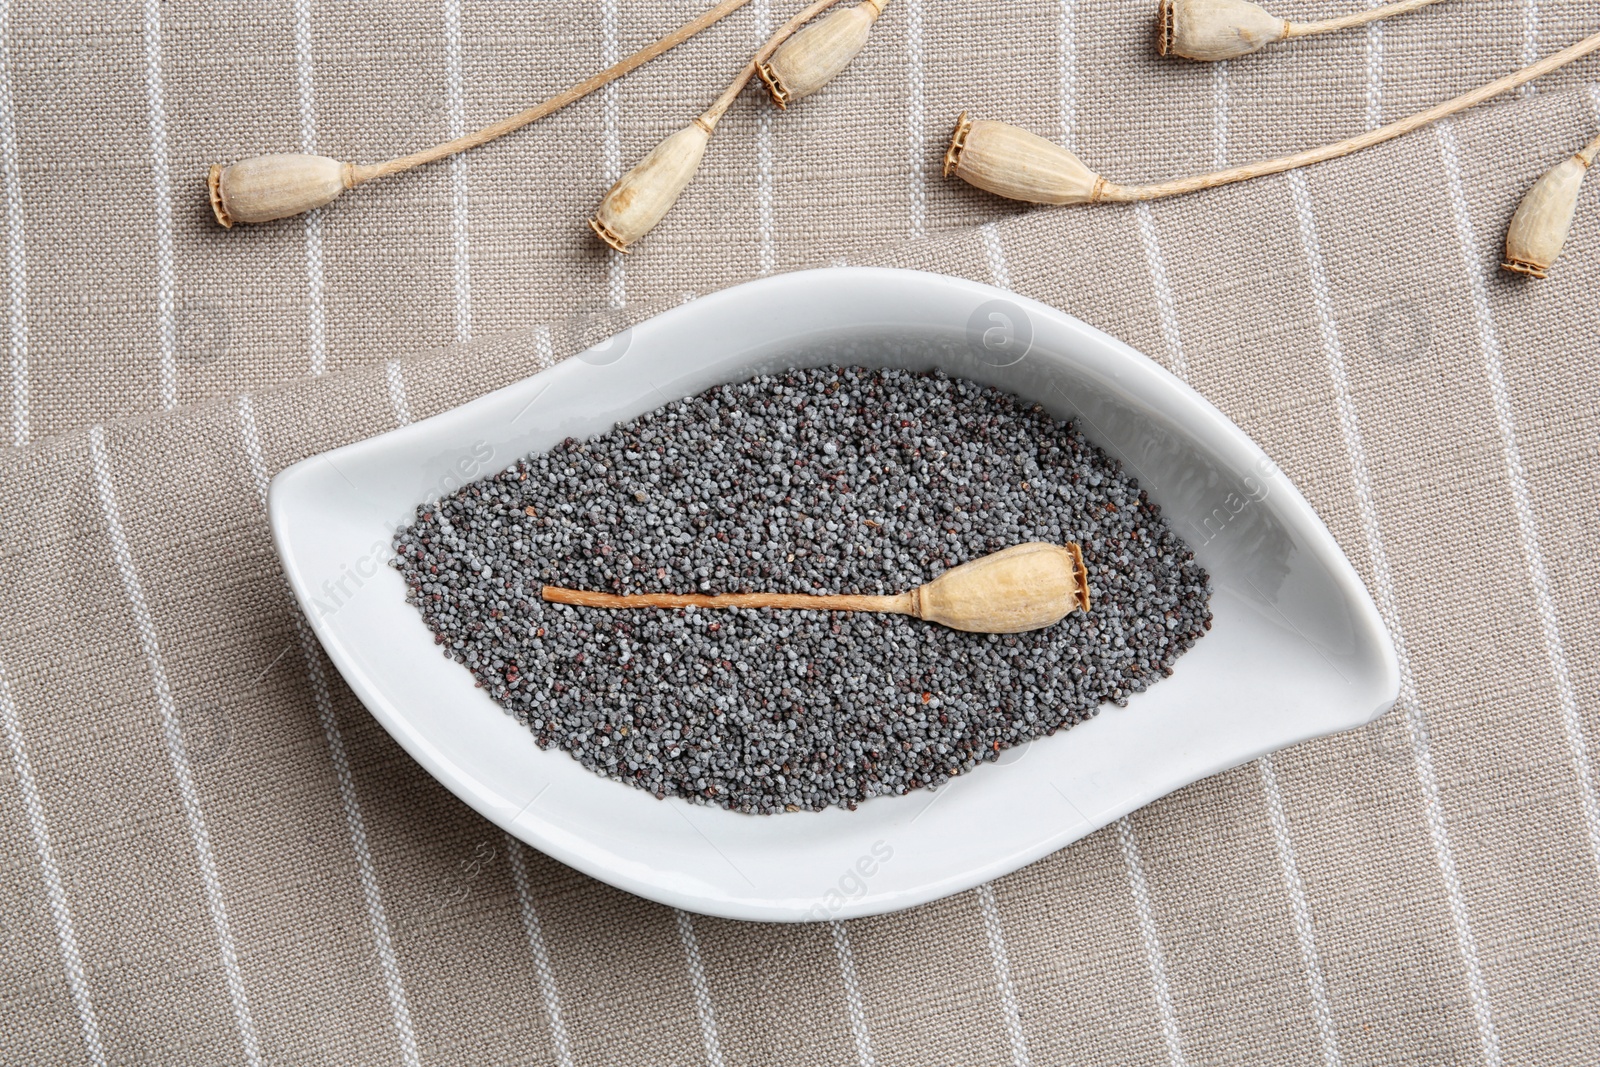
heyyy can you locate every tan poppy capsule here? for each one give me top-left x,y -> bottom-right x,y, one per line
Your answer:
757,0 -> 888,109
1158,0 -> 1287,60
589,119 -> 714,253
943,112 -> 1107,205
207,154 -> 354,228
1502,137 -> 1598,279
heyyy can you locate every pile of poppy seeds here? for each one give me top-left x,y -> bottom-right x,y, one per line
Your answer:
393,366 -> 1211,814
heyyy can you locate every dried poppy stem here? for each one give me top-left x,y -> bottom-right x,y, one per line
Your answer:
349,0 -> 755,186
947,29 -> 1600,207
544,543 -> 1091,634
208,0 -> 752,226
1284,0 -> 1443,37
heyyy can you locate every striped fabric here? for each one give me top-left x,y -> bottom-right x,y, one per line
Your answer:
1,2 -> 1597,1063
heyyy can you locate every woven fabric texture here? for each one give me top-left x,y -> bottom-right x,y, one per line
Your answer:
1,2 -> 1598,1065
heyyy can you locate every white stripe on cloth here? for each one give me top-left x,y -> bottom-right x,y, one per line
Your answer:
1365,8 -> 1384,130
443,0 -> 472,343
534,322 -> 555,370
754,0 -> 776,277
1287,168 -> 1501,1067
140,0 -> 177,409
976,883 -> 1030,1067
236,397 -> 419,1066
1521,1 -> 1539,90
1133,203 -> 1187,380
1211,61 -> 1229,171
89,424 -> 261,1064
1058,0 -> 1076,150
1436,120 -> 1600,887
980,222 -> 1009,289
1135,194 -> 1342,1065
385,360 -> 411,427
905,0 -> 926,238
675,910 -> 727,1067
601,0 -> 625,309
0,661 -> 106,1066
829,921 -> 875,1067
1259,755 -> 1342,1067
293,0 -> 327,376
506,836 -> 575,1067
1117,816 -> 1186,1067
0,2 -> 26,446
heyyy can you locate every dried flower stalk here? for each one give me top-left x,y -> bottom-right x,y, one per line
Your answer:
947,30 -> 1600,207
544,542 -> 1091,634
590,0 -> 868,252
1158,0 -> 1445,61
1502,133 -> 1599,278
208,0 -> 753,226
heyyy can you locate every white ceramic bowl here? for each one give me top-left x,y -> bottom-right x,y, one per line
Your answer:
270,267 -> 1398,922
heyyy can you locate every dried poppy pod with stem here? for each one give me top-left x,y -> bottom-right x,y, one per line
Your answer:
543,542 -> 1092,634
947,29 -> 1600,207
207,0 -> 754,226
1157,0 -> 1445,61
757,0 -> 888,109
1502,132 -> 1600,279
590,0 -> 873,252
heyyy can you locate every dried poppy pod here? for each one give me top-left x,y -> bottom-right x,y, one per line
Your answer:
944,112 -> 1107,205
1157,0 -> 1444,61
757,0 -> 888,109
945,32 -> 1600,210
1502,135 -> 1599,278
543,542 -> 1092,634
205,0 -> 753,226
1158,0 -> 1285,60
586,0 -> 858,252
208,154 -> 354,228
590,119 -> 714,253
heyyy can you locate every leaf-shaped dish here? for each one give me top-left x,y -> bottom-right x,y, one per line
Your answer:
270,267 -> 1398,921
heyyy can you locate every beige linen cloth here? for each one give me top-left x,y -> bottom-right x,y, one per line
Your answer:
1,2 -> 1598,1064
